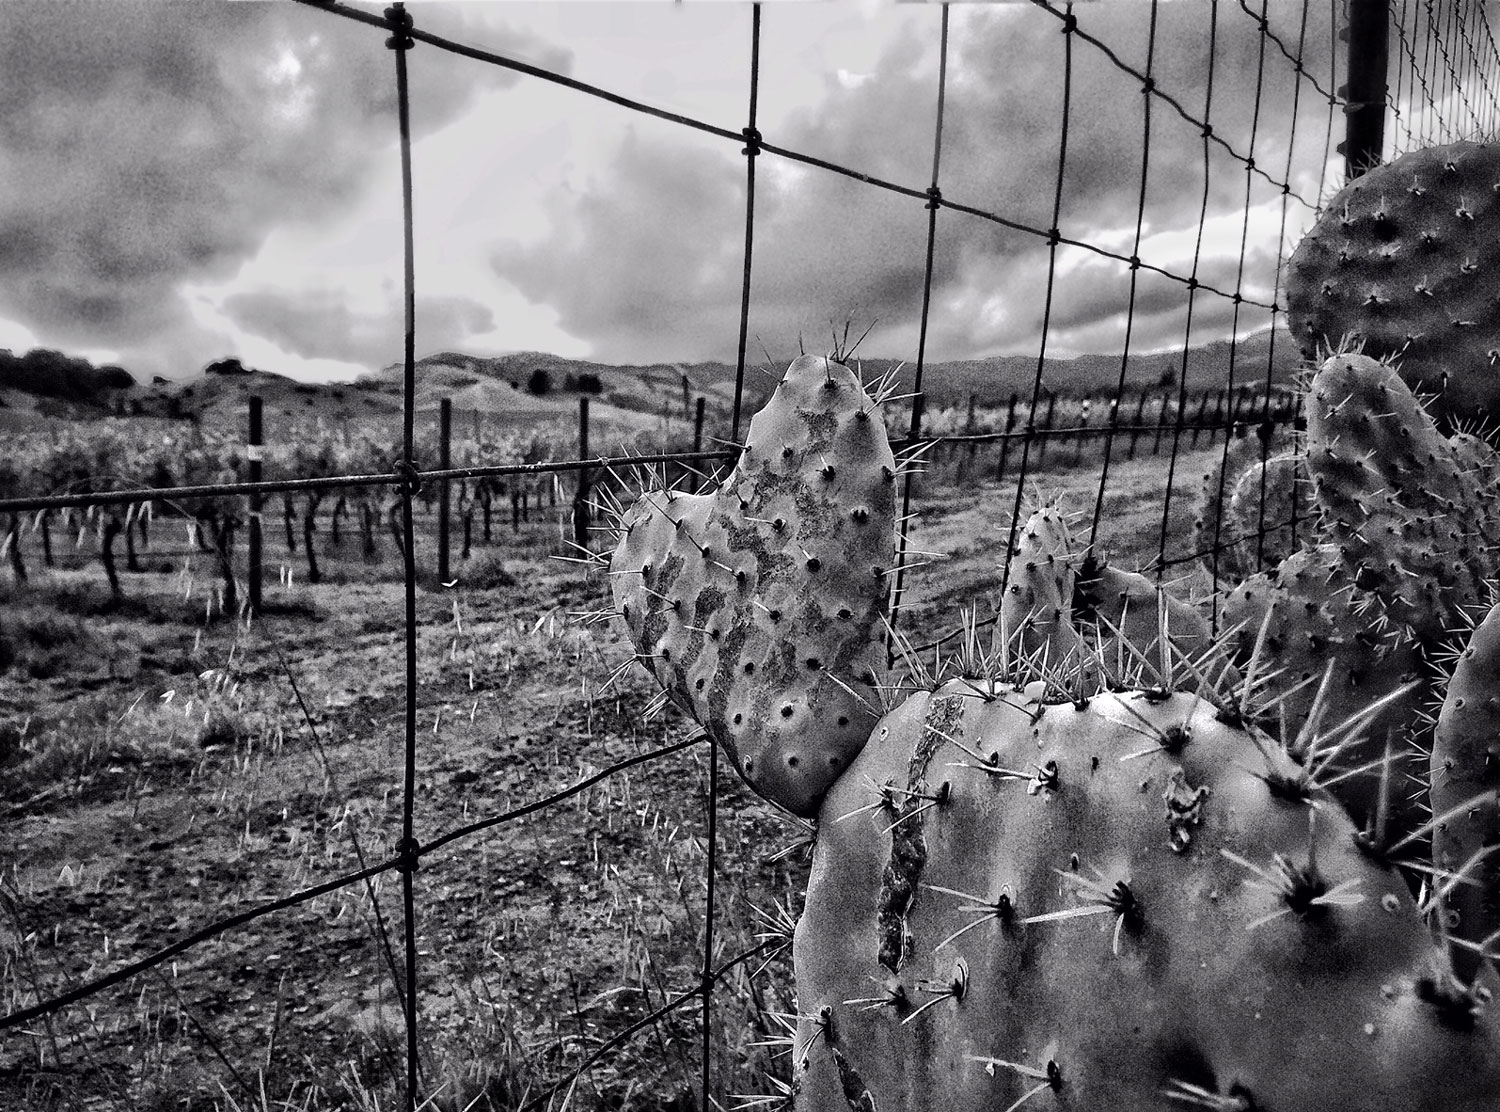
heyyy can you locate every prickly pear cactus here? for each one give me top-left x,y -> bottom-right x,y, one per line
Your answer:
1431,599 -> 1500,983
995,504 -> 1079,665
1226,452 -> 1311,569
610,355 -> 895,816
1192,427 -> 1314,582
1304,350 -> 1498,642
997,506 -> 1220,696
1222,544 -> 1428,843
792,679 -> 1500,1111
1286,139 -> 1500,424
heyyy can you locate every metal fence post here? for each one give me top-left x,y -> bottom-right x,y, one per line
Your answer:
1341,0 -> 1390,178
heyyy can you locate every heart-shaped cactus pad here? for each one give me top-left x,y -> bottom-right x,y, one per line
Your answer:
610,355 -> 897,816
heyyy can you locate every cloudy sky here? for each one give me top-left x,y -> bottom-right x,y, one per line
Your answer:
0,0 -> 1387,382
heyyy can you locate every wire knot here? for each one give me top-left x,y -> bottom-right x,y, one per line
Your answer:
1141,77 -> 1156,95
1201,123 -> 1214,139
1186,276 -> 1199,290
385,4 -> 415,50
393,459 -> 423,495
1045,226 -> 1061,247
1060,13 -> 1077,33
1128,255 -> 1141,271
394,836 -> 422,874
741,126 -> 762,157
925,185 -> 943,211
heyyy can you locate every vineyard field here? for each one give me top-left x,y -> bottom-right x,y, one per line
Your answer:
0,431 -> 1238,1109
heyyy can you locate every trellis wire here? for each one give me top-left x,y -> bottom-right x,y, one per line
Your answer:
2,2 -> 1497,1109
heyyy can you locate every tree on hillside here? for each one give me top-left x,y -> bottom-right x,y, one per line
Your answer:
0,348 -> 137,403
526,369 -> 553,396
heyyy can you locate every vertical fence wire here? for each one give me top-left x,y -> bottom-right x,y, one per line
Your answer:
1086,0 -> 1160,550
1255,0 -> 1317,571
996,6 -> 1076,614
701,12 -> 762,1103
1155,0 -> 1222,579
730,4 -> 762,447
385,3 -> 424,1106
1205,0 -> 1276,631
887,1 -> 951,653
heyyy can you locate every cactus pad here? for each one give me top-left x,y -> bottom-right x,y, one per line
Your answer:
611,355 -> 895,816
1304,351 -> 1497,642
1286,139 -> 1500,424
1431,599 -> 1500,982
793,681 -> 1500,1110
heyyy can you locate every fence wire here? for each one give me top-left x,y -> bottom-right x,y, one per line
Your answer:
2,1 -> 1497,1109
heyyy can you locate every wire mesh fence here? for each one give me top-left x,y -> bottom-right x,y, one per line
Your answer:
1,1 -> 1497,1109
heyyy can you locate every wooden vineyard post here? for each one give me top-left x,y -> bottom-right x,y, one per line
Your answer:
1037,392 -> 1058,466
575,396 -> 592,552
1126,390 -> 1148,459
438,397 -> 452,584
963,392 -> 978,480
690,396 -> 707,493
1073,398 -> 1091,466
1151,391 -> 1171,456
995,392 -> 1018,483
248,395 -> 263,617
1188,392 -> 1211,448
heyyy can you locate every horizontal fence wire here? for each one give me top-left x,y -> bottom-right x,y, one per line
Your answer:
3,1 -> 1495,1108
0,420 -> 1288,516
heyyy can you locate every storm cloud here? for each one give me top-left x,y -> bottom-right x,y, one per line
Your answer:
222,288 -> 495,369
0,1 -> 566,374
493,0 -> 1339,362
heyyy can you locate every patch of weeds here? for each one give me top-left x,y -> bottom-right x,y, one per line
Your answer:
0,665 -> 285,811
454,550 -> 517,591
0,598 -> 96,679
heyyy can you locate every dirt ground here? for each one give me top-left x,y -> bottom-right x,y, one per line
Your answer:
0,441 -> 1231,1111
